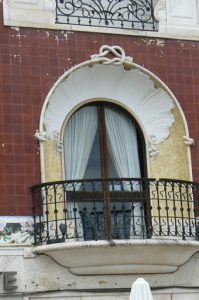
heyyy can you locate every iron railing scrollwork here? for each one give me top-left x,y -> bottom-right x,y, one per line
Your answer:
55,0 -> 158,31
31,178 -> 199,245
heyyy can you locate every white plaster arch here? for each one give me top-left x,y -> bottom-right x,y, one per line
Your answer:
37,45 -> 192,182
43,64 -> 174,144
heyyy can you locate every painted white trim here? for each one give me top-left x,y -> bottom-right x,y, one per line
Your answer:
5,22 -> 199,41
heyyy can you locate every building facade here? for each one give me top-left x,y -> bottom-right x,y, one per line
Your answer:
1,0 -> 199,299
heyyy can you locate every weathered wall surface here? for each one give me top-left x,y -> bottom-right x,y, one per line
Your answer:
0,2 -> 199,215
1,247 -> 199,298
150,107 -> 190,180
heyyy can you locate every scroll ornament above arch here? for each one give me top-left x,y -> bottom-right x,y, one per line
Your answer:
37,45 -> 177,160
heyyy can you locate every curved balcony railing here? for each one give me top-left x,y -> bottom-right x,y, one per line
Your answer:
55,0 -> 158,31
31,178 -> 199,245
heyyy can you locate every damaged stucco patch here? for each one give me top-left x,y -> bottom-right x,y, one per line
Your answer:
140,38 -> 166,57
141,38 -> 165,47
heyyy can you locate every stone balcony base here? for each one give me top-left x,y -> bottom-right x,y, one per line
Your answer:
33,239 -> 199,275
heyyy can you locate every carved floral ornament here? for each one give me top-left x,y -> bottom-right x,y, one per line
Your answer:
35,45 -> 194,160
154,0 -> 166,22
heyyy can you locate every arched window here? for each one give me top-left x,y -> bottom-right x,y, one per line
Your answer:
63,102 -> 147,240
64,102 -> 146,181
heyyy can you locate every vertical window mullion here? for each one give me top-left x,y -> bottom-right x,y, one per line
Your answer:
98,104 -> 112,239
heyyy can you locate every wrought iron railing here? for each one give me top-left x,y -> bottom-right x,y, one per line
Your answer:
31,178 -> 199,245
55,0 -> 158,31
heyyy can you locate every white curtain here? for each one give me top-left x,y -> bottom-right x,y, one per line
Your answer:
64,106 -> 98,180
64,105 -> 98,239
105,106 -> 145,238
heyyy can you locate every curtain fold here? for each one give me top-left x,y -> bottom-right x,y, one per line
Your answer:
64,105 -> 98,180
64,105 -> 98,239
105,106 -> 145,238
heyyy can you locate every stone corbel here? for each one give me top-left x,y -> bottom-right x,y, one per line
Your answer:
34,130 -> 48,142
183,136 -> 194,146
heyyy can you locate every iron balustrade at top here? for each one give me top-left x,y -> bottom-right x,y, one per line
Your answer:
31,178 -> 199,245
55,0 -> 158,31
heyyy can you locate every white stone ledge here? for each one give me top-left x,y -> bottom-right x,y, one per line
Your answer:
4,20 -> 199,42
33,239 -> 199,275
33,239 -> 199,251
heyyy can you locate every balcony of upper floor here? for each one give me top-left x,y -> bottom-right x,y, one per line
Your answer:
32,177 -> 199,244
3,0 -> 199,40
31,177 -> 199,275
55,0 -> 158,31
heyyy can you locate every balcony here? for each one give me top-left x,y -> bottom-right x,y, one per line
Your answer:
32,178 -> 199,275
55,0 -> 158,31
31,178 -> 199,275
32,178 -> 199,244
4,1 -> 199,39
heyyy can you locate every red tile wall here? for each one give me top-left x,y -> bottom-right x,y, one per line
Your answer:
0,4 -> 199,215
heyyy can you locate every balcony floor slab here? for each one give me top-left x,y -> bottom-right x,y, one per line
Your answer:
33,239 -> 199,275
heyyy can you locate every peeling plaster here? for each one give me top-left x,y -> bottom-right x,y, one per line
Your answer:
12,54 -> 22,63
55,35 -> 59,43
140,38 -> 165,48
159,49 -> 165,57
11,26 -> 20,32
63,31 -> 75,40
141,38 -> 154,46
156,39 -> 165,47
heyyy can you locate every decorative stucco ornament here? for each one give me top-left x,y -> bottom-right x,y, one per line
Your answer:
90,45 -> 133,65
53,130 -> 63,152
154,0 -> 166,22
34,130 -> 48,141
42,45 -> 176,161
183,136 -> 194,146
148,135 -> 159,161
